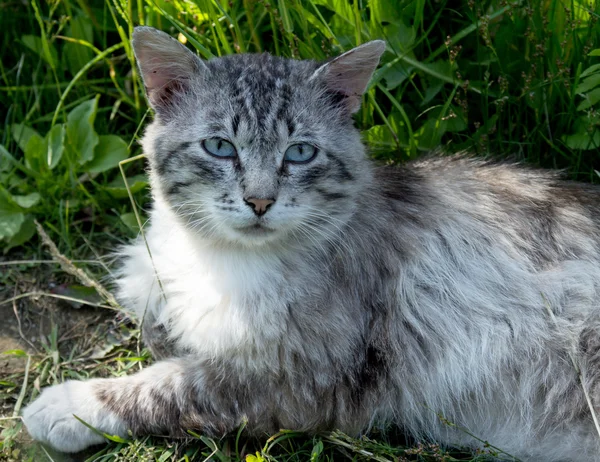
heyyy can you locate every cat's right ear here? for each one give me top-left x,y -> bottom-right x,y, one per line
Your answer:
132,26 -> 208,115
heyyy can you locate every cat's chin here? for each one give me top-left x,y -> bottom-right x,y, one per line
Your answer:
225,224 -> 284,247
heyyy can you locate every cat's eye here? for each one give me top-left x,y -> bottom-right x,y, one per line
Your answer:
201,138 -> 237,159
284,143 -> 318,164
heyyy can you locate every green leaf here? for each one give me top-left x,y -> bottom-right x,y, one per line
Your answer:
120,212 -> 141,232
313,0 -> 353,22
364,125 -> 400,151
0,213 -> 25,241
67,97 -> 99,165
576,74 -> 600,94
0,186 -> 26,240
370,0 -> 402,25
383,21 -> 416,54
311,440 -> 324,462
580,63 -> 600,79
103,174 -> 148,198
589,49 -> 600,56
47,124 -> 66,169
577,87 -> 600,111
12,193 -> 40,209
382,61 -> 413,90
24,134 -> 47,172
11,124 -> 41,153
85,135 -> 129,173
563,130 -> 600,150
2,349 -> 27,357
0,145 -> 17,172
21,35 -> 58,67
245,453 -> 266,462
4,216 -> 36,251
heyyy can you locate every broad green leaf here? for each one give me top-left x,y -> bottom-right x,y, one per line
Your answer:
580,63 -> 600,79
47,124 -> 66,169
24,134 -> 47,172
364,125 -> 399,151
0,186 -> 26,240
370,0 -> 402,25
103,174 -> 148,198
12,193 -> 40,209
21,35 -> 58,67
67,97 -> 99,165
85,135 -> 129,173
416,118 -> 443,150
576,74 -> 600,94
382,62 -> 413,90
0,145 -> 17,172
11,124 -> 41,153
313,0 -> 353,22
0,213 -> 25,240
64,16 -> 94,76
563,130 -> 600,150
422,60 -> 456,84
120,212 -> 140,232
383,21 -> 416,54
577,87 -> 600,111
0,185 -> 23,213
589,49 -> 600,56
363,111 -> 410,157
4,216 -> 36,251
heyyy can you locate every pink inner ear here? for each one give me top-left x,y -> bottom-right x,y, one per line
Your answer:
318,41 -> 386,113
132,27 -> 208,110
145,69 -> 168,91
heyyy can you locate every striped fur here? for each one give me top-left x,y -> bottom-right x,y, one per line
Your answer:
23,27 -> 600,460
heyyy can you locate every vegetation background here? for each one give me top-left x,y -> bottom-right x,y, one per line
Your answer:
0,0 -> 599,460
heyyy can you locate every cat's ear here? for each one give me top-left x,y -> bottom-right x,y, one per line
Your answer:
312,40 -> 386,113
132,26 -> 208,114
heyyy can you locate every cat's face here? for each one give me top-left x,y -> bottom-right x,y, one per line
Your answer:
133,27 -> 385,247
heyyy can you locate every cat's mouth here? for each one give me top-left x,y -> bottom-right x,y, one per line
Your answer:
235,223 -> 276,235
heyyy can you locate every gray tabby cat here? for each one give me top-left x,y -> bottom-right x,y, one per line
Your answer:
23,26 -> 600,460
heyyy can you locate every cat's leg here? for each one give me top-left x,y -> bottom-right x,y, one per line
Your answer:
22,359 -> 218,453
23,353 -> 350,453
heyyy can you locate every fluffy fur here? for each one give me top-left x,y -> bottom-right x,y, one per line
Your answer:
23,27 -> 600,460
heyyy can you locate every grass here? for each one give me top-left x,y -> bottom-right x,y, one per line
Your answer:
1,0 -> 599,460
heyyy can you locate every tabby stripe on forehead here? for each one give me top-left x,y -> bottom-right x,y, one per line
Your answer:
232,114 -> 241,136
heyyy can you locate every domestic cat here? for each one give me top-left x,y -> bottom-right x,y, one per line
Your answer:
23,26 -> 600,461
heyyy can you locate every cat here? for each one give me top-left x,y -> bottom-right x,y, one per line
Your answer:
23,26 -> 600,461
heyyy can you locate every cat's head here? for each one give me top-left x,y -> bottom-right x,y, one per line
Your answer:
132,26 -> 384,248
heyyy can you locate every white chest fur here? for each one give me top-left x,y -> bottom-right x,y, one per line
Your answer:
116,205 -> 291,359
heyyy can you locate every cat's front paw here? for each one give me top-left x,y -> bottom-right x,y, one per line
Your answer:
22,381 -> 127,453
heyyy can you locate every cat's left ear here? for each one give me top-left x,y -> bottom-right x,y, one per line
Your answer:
312,40 -> 386,113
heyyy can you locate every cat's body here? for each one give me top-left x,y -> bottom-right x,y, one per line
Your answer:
23,27 -> 600,460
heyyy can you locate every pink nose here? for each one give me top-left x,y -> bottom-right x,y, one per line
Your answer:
244,198 -> 275,216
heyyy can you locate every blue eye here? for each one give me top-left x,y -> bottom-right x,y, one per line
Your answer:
202,138 -> 237,158
284,143 -> 318,164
